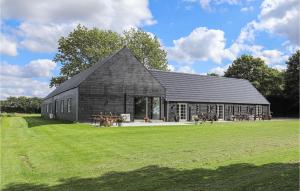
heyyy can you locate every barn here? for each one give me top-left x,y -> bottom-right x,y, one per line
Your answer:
42,47 -> 270,122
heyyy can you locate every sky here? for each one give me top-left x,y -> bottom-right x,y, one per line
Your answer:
0,0 -> 299,99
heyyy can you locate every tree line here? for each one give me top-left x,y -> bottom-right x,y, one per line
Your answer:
0,97 -> 42,113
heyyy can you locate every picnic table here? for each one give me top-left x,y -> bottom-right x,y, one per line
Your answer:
90,114 -> 120,127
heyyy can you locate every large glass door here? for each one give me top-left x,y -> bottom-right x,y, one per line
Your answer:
152,97 -> 160,120
134,97 -> 146,119
134,97 -> 161,120
177,103 -> 187,121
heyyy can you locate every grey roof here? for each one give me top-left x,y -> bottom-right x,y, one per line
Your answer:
44,48 -> 121,99
149,70 -> 269,105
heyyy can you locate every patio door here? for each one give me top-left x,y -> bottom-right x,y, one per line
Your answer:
177,103 -> 187,121
217,104 -> 224,120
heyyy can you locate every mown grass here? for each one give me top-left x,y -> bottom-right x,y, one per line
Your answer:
1,115 -> 299,191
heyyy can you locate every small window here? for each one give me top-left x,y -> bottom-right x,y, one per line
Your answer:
207,105 -> 211,113
67,98 -> 72,112
60,100 -> 64,113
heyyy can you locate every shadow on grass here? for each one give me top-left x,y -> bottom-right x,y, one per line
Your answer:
23,116 -> 72,128
3,162 -> 299,191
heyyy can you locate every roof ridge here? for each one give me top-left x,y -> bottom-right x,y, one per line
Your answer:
149,69 -> 247,81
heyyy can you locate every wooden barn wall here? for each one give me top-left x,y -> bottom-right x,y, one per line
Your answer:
78,49 -> 165,122
41,88 -> 78,121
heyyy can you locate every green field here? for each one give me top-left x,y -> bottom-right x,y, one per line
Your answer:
1,115 -> 299,191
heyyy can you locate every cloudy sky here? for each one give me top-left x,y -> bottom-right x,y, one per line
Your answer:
0,0 -> 299,99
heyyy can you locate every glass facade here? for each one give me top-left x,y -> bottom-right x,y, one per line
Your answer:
134,97 -> 160,120
152,97 -> 160,120
134,97 -> 147,119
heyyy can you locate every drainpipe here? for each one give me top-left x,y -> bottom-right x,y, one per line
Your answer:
145,97 -> 148,118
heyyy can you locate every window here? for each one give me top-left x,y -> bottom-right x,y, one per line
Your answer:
237,105 -> 242,114
246,106 -> 250,113
134,97 -> 146,119
134,97 -> 161,120
228,105 -> 235,114
151,97 -> 160,120
67,98 -> 72,112
46,104 -> 49,113
256,105 -> 263,115
60,100 -> 64,113
196,104 -> 200,114
228,105 -> 232,112
55,100 -> 58,113
207,105 -> 211,113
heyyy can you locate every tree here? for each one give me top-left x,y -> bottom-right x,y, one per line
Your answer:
51,25 -> 168,87
50,76 -> 68,88
224,55 -> 284,96
123,28 -> 168,71
284,50 -> 299,112
51,25 -> 123,87
207,73 -> 219,77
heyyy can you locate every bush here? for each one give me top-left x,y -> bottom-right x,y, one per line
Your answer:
0,113 -> 16,117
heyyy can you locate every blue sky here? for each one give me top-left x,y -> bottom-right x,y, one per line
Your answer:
0,0 -> 299,99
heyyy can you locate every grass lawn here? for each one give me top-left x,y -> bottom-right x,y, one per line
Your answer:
1,115 -> 299,191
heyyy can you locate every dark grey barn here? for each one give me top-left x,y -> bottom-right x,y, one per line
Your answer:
42,47 -> 270,122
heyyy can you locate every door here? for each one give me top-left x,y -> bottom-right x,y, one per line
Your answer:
217,104 -> 224,120
177,103 -> 187,121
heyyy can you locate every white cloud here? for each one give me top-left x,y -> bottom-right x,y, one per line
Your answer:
167,27 -> 234,64
177,66 -> 196,74
271,64 -> 286,71
254,49 -> 289,65
240,6 -> 254,12
18,22 -> 73,52
0,59 -> 57,78
1,0 -> 155,28
0,59 -> 57,99
167,64 -> 175,72
229,42 -> 289,66
256,0 -> 299,45
209,64 -> 230,76
1,0 -> 155,52
0,34 -> 17,56
25,59 -> 57,77
0,75 -> 53,99
235,0 -> 299,48
185,0 -> 240,10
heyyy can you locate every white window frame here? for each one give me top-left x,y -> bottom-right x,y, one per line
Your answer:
256,105 -> 263,115
237,105 -> 242,114
207,105 -> 211,113
217,104 -> 224,120
67,98 -> 72,113
177,103 -> 187,121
